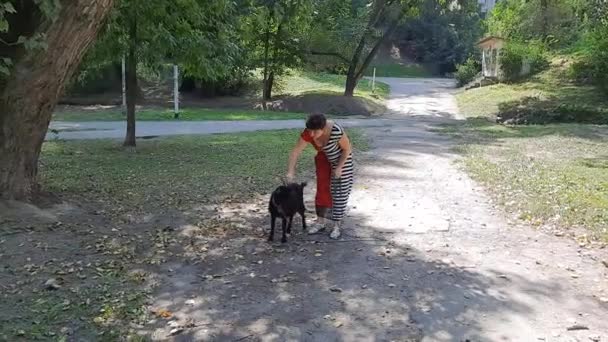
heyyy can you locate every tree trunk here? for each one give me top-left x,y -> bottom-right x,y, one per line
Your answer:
0,0 -> 114,200
344,3 -> 407,97
354,14 -> 406,81
344,36 -> 367,97
262,12 -> 272,102
344,0 -> 388,96
540,0 -> 548,40
124,15 -> 137,147
264,71 -> 275,100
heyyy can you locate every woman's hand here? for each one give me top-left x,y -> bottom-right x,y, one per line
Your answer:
333,166 -> 343,178
286,171 -> 295,182
287,137 -> 308,183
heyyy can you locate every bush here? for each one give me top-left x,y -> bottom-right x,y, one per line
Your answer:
500,41 -> 548,82
569,27 -> 608,92
454,57 -> 480,87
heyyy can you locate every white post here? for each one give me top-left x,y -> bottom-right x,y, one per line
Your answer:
173,64 -> 179,118
372,67 -> 376,93
121,56 -> 126,114
482,49 -> 486,77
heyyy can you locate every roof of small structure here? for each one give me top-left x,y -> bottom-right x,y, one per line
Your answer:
476,36 -> 506,46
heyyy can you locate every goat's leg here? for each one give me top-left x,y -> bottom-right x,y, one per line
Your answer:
287,215 -> 293,234
300,210 -> 307,231
281,217 -> 288,243
268,214 -> 276,242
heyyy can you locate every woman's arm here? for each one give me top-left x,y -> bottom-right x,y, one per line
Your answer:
334,132 -> 352,178
286,137 -> 308,180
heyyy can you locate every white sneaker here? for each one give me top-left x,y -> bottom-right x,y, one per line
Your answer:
307,222 -> 325,235
329,221 -> 341,239
330,227 -> 341,239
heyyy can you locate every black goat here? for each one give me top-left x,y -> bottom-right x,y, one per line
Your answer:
268,182 -> 307,243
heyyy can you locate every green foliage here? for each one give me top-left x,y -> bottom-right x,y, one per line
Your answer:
569,26 -> 608,91
243,0 -> 314,84
455,57 -> 480,86
78,0 -> 242,84
486,0 -> 580,47
394,0 -> 484,74
500,41 -> 548,82
0,0 -> 61,76
302,0 -> 368,72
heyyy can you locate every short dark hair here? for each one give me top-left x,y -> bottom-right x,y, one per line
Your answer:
306,113 -> 326,130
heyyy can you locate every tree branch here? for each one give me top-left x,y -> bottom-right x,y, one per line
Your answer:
354,9 -> 408,80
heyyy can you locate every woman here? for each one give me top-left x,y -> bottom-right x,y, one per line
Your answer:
286,113 -> 354,239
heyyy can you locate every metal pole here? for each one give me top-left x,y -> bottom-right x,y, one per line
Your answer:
121,56 -> 126,114
173,64 -> 179,119
372,67 -> 376,93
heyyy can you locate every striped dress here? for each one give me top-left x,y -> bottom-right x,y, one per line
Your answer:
322,123 -> 354,222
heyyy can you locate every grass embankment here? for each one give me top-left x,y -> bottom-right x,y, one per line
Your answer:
446,58 -> 608,241
54,71 -> 393,121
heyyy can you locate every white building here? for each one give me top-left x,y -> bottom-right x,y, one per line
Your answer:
479,0 -> 497,13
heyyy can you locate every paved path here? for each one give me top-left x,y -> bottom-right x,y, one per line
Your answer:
138,77 -> 607,341
47,119 -> 398,140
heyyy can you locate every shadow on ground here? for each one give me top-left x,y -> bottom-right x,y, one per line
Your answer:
131,123 -> 585,341
137,205 -> 572,342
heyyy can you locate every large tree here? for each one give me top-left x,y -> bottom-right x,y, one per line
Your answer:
83,0 -> 239,146
242,0 -> 313,100
305,0 -> 420,96
0,0 -> 113,200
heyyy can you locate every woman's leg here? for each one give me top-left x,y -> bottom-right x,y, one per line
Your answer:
309,152 -> 333,234
330,160 -> 354,239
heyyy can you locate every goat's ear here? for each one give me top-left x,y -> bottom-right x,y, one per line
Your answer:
300,182 -> 308,188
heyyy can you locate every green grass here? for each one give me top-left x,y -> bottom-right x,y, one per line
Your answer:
40,129 -> 367,210
362,63 -> 431,78
53,108 -> 309,122
1,279 -> 148,341
280,71 -> 390,100
439,119 -> 608,241
7,128 -> 370,341
449,57 -> 608,239
55,70 -> 392,122
456,58 -> 608,120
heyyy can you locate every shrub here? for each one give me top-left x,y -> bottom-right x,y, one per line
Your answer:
454,57 -> 480,87
569,27 -> 608,92
500,41 -> 548,82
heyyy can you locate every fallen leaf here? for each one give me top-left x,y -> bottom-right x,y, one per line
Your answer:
153,309 -> 173,318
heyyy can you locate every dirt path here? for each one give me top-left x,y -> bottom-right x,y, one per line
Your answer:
143,78 -> 608,341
